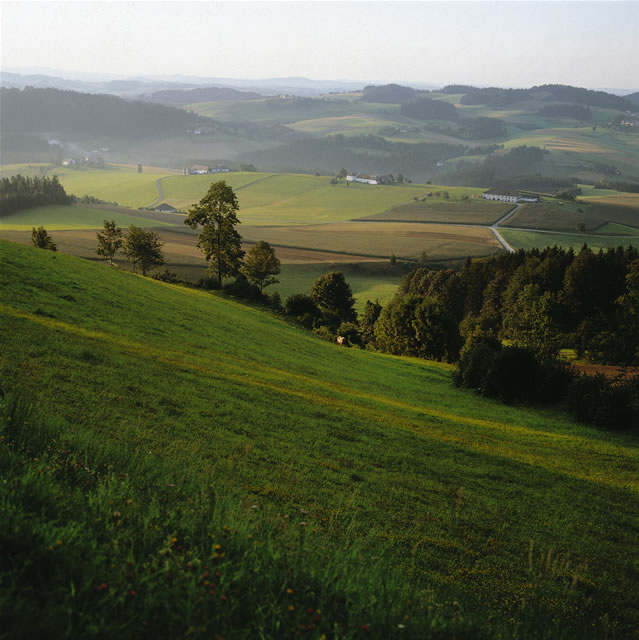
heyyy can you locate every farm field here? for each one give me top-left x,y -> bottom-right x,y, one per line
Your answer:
185,95 -> 400,124
54,163 -> 180,208
0,204 -> 177,231
1,240 -> 638,637
359,197 -> 511,224
502,197 -> 639,232
286,114 -> 400,136
240,221 -> 500,261
0,162 -> 52,179
165,175 -> 431,225
0,223 -> 403,309
276,262 -> 401,311
3,164 -> 497,226
500,228 -> 639,252
159,171 -> 276,209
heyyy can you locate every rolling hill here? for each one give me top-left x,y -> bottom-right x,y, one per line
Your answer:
1,239 -> 638,637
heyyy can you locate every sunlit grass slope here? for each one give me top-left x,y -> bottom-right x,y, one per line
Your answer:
163,174 -> 431,225
0,204 -> 177,231
1,240 -> 639,637
501,229 -> 639,252
52,164 -> 177,209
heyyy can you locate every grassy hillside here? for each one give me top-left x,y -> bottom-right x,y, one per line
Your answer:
0,204 -> 178,231
54,163 -> 179,208
1,240 -> 638,638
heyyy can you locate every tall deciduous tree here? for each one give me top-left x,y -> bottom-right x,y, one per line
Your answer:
96,219 -> 123,266
242,240 -> 280,292
310,271 -> 357,323
31,226 -> 57,251
123,225 -> 165,276
185,181 -> 244,286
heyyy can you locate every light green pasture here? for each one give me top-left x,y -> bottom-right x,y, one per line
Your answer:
592,221 -> 639,236
53,164 -> 172,208
162,174 -> 429,225
0,162 -> 52,179
274,263 -> 401,312
501,228 -> 639,252
0,205 -> 176,231
159,172 -> 276,209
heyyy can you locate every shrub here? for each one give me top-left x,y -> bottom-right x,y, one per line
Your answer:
455,342 -> 570,405
486,346 -> 541,403
223,274 -> 262,301
152,269 -> 182,284
453,339 -> 501,393
284,294 -> 322,328
268,291 -> 283,311
567,374 -> 639,431
337,321 -> 362,347
198,275 -> 221,290
284,294 -> 321,319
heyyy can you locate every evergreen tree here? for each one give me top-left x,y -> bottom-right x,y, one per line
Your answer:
31,226 -> 57,251
185,181 -> 244,286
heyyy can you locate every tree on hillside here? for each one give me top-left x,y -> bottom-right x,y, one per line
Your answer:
137,163 -> 143,173
96,219 -> 123,266
310,272 -> 357,324
242,240 -> 280,293
336,168 -> 347,179
123,225 -> 165,276
185,181 -> 244,286
31,226 -> 57,251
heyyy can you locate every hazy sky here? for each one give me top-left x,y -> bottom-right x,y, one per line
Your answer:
2,1 -> 638,89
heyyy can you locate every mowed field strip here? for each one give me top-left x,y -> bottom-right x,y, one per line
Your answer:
0,204 -> 178,231
240,222 -> 501,260
54,163 -> 181,208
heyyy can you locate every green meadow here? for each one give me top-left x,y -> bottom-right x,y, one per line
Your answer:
0,204 -> 177,231
53,163 -> 178,208
165,175 -> 430,225
275,263 -> 404,312
359,197 -> 510,224
500,228 -> 639,252
1,240 -> 638,638
503,198 -> 639,233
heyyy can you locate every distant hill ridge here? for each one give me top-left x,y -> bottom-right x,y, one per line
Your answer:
145,86 -> 266,106
0,86 -> 213,138
439,83 -> 633,110
624,91 -> 639,106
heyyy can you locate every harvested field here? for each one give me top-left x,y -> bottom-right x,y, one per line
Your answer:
360,198 -> 511,224
240,222 -> 501,261
573,363 -> 639,379
503,200 -> 639,233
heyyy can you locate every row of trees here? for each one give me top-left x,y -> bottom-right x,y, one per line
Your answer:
279,243 -> 639,370
371,245 -> 639,366
91,181 -> 281,291
95,222 -> 165,275
0,174 -> 71,216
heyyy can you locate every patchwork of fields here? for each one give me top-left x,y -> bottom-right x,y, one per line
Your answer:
3,164 -> 639,303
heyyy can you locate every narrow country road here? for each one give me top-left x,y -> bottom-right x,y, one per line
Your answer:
489,203 -> 521,253
148,177 -> 166,208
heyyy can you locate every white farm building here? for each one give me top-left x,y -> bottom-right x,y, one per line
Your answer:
482,190 -> 540,203
346,173 -> 379,185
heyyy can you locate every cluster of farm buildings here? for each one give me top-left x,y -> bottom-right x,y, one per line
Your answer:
185,165 -> 231,175
481,190 -> 540,203
346,172 -> 540,203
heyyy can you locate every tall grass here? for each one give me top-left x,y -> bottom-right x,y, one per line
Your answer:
0,391 -> 593,640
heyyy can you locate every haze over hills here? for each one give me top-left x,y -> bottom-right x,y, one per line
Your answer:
2,80 -> 637,190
